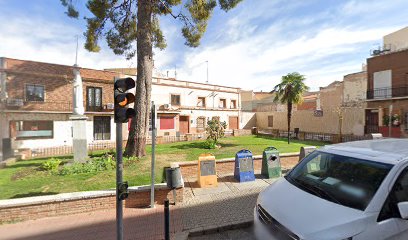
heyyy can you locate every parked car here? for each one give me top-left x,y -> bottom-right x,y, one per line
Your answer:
254,139 -> 408,240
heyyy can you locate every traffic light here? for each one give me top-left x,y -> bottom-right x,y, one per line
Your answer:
118,181 -> 129,200
114,77 -> 136,123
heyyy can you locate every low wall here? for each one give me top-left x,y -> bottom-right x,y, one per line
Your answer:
0,184 -> 180,224
177,153 -> 300,179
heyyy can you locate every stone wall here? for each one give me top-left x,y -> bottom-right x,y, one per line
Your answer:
0,184 -> 179,224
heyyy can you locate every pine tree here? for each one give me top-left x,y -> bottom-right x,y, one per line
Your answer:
61,0 -> 243,157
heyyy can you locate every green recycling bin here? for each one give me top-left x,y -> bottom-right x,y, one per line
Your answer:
261,147 -> 281,178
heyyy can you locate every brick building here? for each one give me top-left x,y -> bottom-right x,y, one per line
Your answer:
365,27 -> 408,138
0,58 -> 244,155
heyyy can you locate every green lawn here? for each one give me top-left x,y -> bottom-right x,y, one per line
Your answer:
0,135 -> 325,199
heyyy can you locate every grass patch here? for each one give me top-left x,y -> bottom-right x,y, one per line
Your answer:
0,135 -> 325,199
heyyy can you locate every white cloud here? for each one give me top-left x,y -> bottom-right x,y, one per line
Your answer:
0,13 -> 130,70
174,26 -> 395,91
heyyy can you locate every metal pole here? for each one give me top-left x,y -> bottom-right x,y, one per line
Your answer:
116,122 -> 124,240
164,199 -> 170,240
206,60 -> 209,83
150,101 -> 156,208
389,104 -> 393,137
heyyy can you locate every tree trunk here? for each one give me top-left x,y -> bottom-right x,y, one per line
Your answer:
124,0 -> 153,157
287,102 -> 292,144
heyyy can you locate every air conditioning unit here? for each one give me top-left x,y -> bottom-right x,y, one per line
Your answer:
163,104 -> 171,110
105,103 -> 114,110
6,98 -> 24,107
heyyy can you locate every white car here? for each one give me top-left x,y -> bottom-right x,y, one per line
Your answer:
254,139 -> 408,240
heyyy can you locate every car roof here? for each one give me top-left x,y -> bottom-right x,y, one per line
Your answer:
319,138 -> 408,165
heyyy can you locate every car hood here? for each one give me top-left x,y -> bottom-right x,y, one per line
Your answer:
258,178 -> 367,240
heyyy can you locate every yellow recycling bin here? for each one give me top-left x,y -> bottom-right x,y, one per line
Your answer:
197,154 -> 218,188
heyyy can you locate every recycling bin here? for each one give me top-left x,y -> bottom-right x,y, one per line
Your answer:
261,147 -> 281,178
299,146 -> 316,162
234,149 -> 255,182
197,154 -> 217,187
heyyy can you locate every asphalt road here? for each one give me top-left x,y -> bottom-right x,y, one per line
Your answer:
188,226 -> 255,240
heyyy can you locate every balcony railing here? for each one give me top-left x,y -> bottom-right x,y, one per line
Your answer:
367,86 -> 408,99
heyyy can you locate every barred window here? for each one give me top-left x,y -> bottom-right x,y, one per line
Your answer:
26,84 -> 44,102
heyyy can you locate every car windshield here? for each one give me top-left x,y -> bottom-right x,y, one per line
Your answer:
286,151 -> 393,211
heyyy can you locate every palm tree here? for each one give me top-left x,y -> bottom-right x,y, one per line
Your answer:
273,72 -> 309,144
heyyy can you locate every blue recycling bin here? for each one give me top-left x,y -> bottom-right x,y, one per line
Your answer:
234,149 -> 255,182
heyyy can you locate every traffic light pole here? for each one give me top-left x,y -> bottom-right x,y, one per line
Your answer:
116,122 -> 124,240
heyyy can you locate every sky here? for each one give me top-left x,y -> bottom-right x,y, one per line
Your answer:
0,0 -> 407,91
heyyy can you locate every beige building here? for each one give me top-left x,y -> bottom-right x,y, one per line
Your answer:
256,70 -> 367,136
384,26 -> 408,52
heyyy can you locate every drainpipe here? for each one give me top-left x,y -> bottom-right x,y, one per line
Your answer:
0,58 -> 7,102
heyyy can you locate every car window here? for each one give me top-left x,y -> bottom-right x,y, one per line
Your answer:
378,168 -> 408,222
287,151 -> 393,211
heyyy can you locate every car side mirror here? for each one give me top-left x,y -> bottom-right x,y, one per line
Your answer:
397,202 -> 408,219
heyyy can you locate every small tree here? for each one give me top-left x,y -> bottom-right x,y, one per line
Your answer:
273,72 -> 309,144
205,118 -> 227,149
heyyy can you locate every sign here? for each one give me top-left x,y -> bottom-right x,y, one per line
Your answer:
239,157 -> 253,172
200,160 -> 216,176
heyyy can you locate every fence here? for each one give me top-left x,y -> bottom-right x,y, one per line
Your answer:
258,128 -> 372,144
27,133 -> 207,158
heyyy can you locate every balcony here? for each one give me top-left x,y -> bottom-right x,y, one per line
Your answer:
367,86 -> 408,100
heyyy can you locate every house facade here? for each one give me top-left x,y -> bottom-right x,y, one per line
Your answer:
255,70 -> 367,136
0,58 -> 243,155
365,27 -> 408,138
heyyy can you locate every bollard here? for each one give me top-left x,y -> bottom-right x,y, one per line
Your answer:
164,199 -> 170,240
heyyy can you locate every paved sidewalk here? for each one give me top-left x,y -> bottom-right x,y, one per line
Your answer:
0,174 -> 275,240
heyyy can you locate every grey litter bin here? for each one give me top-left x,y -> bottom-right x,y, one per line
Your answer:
299,146 -> 316,162
165,167 -> 183,189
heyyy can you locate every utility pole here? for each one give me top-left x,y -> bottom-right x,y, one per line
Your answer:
150,101 -> 156,208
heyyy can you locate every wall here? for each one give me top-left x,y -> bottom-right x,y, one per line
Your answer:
384,27 -> 408,52
343,72 -> 367,103
367,50 -> 408,91
0,185 -> 182,224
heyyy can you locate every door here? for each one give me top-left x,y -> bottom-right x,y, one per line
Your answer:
179,116 -> 189,134
229,116 -> 238,130
365,110 -> 379,134
357,166 -> 408,240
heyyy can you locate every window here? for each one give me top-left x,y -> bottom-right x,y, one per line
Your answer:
87,87 -> 102,111
160,115 -> 175,130
196,117 -> 206,131
219,99 -> 226,108
378,167 -> 408,221
212,116 -> 220,121
373,70 -> 392,99
26,84 -> 44,102
94,116 -> 111,140
11,120 -> 53,139
171,94 -> 180,106
230,100 -> 237,109
268,116 -> 274,128
197,97 -> 206,107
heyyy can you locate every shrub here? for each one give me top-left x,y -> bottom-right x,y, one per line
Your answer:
203,139 -> 217,149
58,155 -> 116,176
205,118 -> 227,146
41,159 -> 62,173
